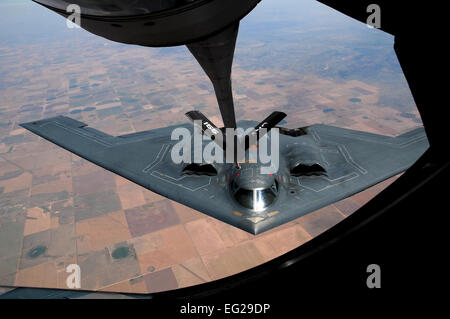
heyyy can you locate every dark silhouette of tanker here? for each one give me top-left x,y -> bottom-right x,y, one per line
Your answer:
34,0 -> 262,127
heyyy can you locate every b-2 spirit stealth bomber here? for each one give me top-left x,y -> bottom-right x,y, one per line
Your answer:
21,111 -> 428,234
21,0 -> 429,234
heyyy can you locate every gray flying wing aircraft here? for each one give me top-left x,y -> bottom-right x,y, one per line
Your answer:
23,0 -> 429,235
20,113 -> 428,235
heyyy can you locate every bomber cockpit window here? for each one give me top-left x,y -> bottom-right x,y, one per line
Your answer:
232,182 -> 278,211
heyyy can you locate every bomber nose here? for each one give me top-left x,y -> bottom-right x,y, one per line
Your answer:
230,171 -> 279,212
